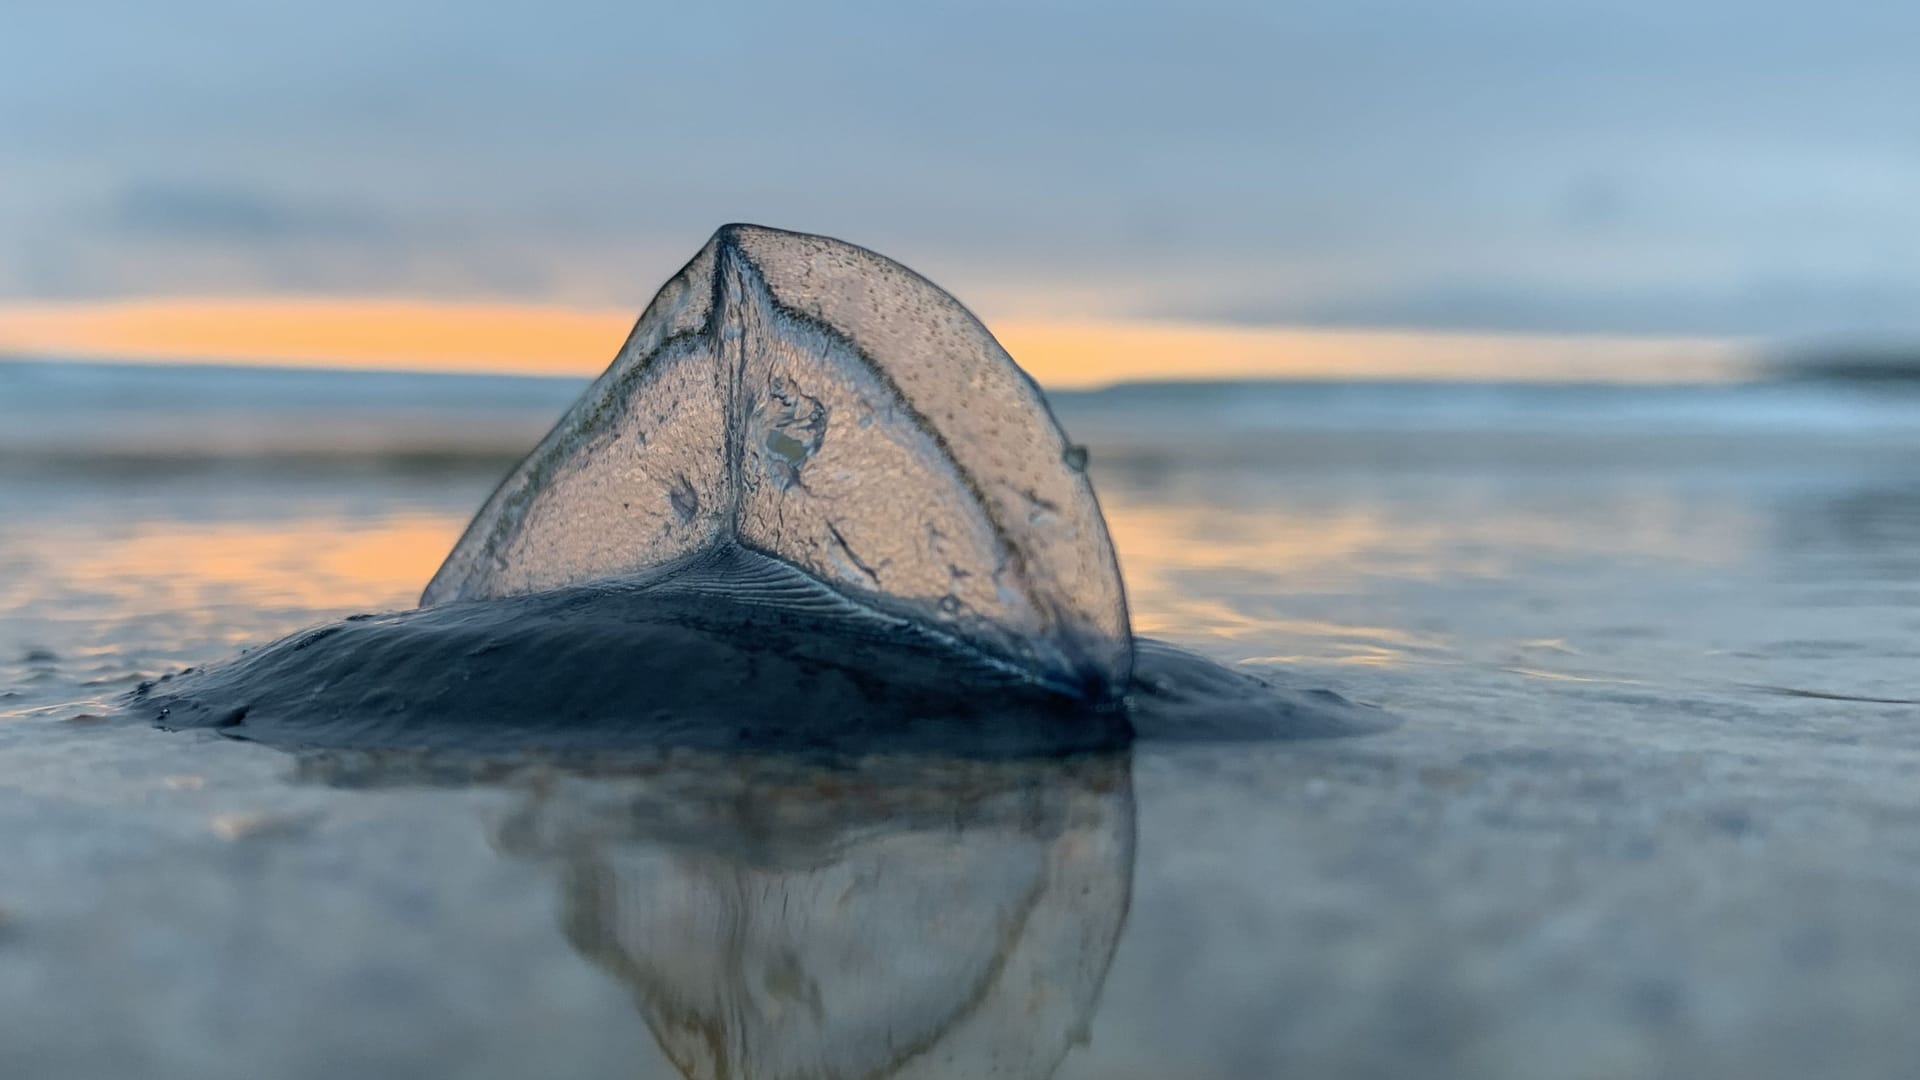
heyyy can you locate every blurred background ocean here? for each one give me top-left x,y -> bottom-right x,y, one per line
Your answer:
6,3 -> 1920,1077
5,356 -> 1920,466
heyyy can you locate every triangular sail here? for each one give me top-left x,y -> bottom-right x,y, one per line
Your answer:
423,224 -> 1131,695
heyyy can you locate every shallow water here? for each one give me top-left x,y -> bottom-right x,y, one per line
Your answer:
4,369 -> 1920,1077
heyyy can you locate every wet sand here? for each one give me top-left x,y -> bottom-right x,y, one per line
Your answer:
3,410 -> 1920,1078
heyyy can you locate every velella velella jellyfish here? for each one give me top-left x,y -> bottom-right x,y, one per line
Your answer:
134,224 -> 1394,753
426,223 -> 1131,698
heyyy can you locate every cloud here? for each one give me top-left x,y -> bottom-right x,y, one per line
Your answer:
106,182 -> 385,242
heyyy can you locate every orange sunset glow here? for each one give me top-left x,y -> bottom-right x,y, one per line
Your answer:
0,298 -> 1752,388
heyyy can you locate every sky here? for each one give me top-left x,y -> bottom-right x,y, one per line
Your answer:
1,0 -> 1915,381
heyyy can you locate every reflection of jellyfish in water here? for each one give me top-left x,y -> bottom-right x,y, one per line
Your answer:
489,753 -> 1134,1080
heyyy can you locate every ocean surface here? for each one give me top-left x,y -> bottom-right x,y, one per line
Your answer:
4,358 -> 1920,1078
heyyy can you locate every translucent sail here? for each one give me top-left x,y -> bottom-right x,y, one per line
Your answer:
422,224 -> 1132,695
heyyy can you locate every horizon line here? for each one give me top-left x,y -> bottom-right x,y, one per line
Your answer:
0,296 -> 1757,390
0,350 -> 1775,392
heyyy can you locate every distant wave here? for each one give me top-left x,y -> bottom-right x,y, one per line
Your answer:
1766,345 -> 1920,385
0,358 -> 582,468
6,359 -> 1920,473
1055,378 -> 1920,436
